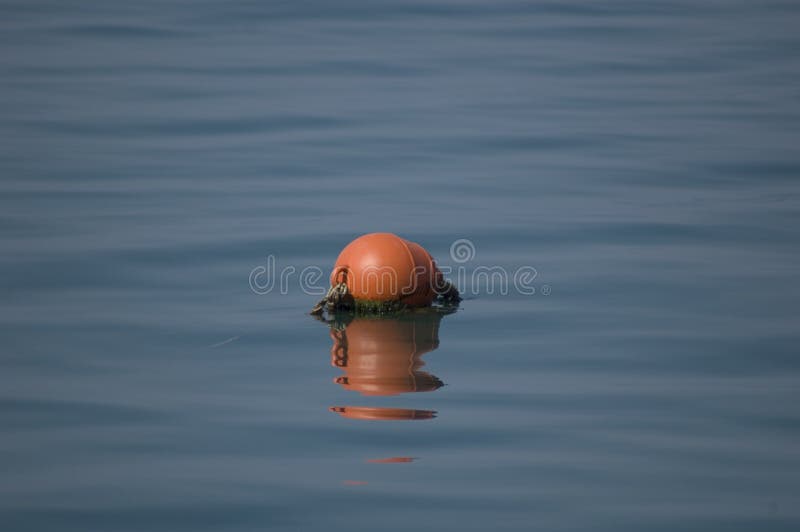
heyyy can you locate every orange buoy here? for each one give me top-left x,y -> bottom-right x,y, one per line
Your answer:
331,232 -> 438,306
311,232 -> 460,315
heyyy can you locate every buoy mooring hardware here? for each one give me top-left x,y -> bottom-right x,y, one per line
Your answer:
310,232 -> 461,316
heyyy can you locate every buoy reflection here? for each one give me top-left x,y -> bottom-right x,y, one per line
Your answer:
327,311 -> 449,421
329,406 -> 436,420
367,457 -> 416,464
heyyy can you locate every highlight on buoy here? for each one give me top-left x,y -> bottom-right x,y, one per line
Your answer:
310,232 -> 461,316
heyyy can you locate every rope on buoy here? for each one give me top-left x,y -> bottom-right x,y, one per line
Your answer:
310,279 -> 461,317
436,279 -> 462,305
309,282 -> 354,316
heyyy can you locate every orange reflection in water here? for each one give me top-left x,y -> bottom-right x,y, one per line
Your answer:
329,313 -> 444,396
329,406 -> 436,421
367,457 -> 416,464
342,480 -> 369,486
325,311 -> 451,427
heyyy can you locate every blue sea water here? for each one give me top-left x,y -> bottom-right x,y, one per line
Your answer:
1,1 -> 800,530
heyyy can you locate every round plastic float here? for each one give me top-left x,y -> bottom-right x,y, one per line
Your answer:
310,232 -> 460,315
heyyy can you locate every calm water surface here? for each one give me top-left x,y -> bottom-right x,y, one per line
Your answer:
2,1 -> 800,530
